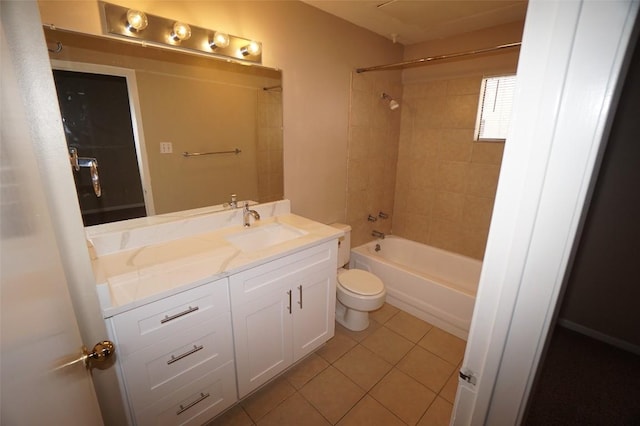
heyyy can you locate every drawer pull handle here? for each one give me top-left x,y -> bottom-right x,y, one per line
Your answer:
287,290 -> 292,314
298,285 -> 303,309
161,306 -> 199,324
167,345 -> 204,365
176,392 -> 210,415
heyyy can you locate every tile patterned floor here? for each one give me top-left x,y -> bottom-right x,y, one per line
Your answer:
207,303 -> 465,426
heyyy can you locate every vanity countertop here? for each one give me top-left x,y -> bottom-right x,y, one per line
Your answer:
92,213 -> 343,318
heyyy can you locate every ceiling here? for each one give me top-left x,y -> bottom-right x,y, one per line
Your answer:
301,0 -> 528,45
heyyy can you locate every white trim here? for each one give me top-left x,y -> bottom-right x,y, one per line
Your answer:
557,319 -> 640,356
453,1 -> 639,425
51,60 -> 156,216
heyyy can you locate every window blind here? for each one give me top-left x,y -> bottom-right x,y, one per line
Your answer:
475,75 -> 516,141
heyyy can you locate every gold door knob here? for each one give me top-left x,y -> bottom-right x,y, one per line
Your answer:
53,340 -> 116,372
84,340 -> 115,364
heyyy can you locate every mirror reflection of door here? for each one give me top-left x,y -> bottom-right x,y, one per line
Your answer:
52,69 -> 147,226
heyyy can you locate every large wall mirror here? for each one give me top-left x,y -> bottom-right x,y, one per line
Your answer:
43,27 -> 283,227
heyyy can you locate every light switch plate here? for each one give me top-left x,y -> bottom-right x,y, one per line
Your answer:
160,142 -> 173,154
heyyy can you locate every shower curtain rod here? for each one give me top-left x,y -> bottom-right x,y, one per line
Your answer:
355,41 -> 521,73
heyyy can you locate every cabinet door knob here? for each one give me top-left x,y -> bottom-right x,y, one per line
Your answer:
287,290 -> 292,314
298,285 -> 303,309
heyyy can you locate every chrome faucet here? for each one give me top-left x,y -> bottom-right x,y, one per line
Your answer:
372,230 -> 385,239
243,202 -> 260,227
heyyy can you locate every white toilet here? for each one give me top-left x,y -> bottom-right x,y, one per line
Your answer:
331,223 -> 386,331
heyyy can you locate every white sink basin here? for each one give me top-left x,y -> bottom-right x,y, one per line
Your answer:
225,223 -> 308,252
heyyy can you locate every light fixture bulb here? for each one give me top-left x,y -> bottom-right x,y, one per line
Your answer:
241,41 -> 262,56
171,22 -> 192,41
126,9 -> 148,32
209,31 -> 230,49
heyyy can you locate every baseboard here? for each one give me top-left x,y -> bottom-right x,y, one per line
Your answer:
557,319 -> 640,356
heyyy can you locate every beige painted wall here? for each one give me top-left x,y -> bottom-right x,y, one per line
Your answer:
391,21 -> 524,259
38,0 -> 404,224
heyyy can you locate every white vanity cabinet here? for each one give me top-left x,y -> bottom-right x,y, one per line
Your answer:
230,241 -> 337,397
107,278 -> 237,426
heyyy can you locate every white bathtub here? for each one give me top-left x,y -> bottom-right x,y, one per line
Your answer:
350,236 -> 482,340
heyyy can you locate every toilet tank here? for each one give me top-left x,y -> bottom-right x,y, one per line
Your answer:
330,223 -> 351,267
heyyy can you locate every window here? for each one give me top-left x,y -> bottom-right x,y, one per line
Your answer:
475,75 -> 516,141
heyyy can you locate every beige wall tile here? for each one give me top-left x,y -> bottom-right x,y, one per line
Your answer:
437,138 -> 473,162
349,74 -> 503,260
349,126 -> 370,161
404,80 -> 448,99
437,162 -> 468,193
346,74 -> 402,249
414,97 -> 447,128
447,76 -> 483,95
442,94 -> 479,129
458,227 -> 490,259
432,191 -> 465,223
465,163 -> 500,198
428,218 -> 465,254
472,141 -> 504,164
410,160 -> 440,189
461,195 -> 495,231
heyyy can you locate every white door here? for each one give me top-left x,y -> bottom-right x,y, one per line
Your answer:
453,1 -> 639,424
1,3 -> 104,424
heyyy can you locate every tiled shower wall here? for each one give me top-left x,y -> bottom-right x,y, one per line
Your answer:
257,89 -> 284,203
346,72 -> 402,247
392,76 -> 504,259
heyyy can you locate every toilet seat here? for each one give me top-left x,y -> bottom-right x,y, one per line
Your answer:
338,269 -> 384,296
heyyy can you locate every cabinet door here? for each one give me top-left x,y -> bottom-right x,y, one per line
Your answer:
292,268 -> 336,361
232,288 -> 293,398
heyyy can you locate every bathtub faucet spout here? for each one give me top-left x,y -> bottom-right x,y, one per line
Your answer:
372,230 -> 385,239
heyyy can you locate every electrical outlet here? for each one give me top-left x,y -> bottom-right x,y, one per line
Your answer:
160,142 -> 173,154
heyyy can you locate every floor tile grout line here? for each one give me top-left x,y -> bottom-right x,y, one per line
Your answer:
378,321 -> 463,368
222,305 -> 462,425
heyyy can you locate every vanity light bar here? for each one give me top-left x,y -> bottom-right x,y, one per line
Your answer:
101,2 -> 262,64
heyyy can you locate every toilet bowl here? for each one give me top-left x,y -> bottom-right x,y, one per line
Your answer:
336,269 -> 386,331
330,223 -> 386,331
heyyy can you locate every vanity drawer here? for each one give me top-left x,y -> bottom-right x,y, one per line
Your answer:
112,278 -> 229,356
135,360 -> 237,426
230,242 -> 336,305
121,314 -> 233,411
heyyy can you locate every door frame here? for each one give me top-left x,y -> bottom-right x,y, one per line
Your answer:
51,60 -> 156,216
453,1 -> 639,424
